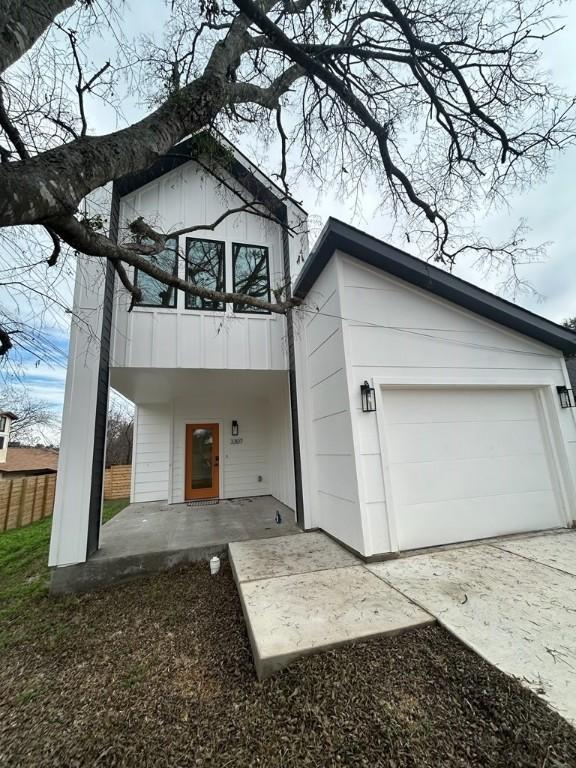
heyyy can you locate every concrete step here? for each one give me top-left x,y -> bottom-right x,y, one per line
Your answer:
229,532 -> 434,679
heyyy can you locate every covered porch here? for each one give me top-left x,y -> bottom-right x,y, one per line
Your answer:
110,367 -> 297,510
51,495 -> 299,593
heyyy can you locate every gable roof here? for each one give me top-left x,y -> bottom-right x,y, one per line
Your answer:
294,217 -> 576,354
0,447 -> 59,474
115,129 -> 306,216
0,411 -> 18,421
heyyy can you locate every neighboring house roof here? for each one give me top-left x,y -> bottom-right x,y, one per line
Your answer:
0,411 -> 18,421
115,129 -> 307,215
294,217 -> 576,354
0,447 -> 59,474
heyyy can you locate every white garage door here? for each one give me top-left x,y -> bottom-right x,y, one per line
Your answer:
381,387 -> 565,550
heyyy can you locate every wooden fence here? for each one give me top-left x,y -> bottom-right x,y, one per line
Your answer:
0,473 -> 57,531
104,464 -> 131,500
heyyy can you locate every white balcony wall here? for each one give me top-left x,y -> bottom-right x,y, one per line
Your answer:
111,159 -> 306,372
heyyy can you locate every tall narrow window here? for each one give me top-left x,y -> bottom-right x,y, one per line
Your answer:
134,237 -> 178,307
185,238 -> 225,311
233,244 -> 270,313
0,416 -> 5,432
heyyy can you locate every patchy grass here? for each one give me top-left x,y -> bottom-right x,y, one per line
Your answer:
0,499 -> 128,649
0,535 -> 575,767
101,497 -> 130,524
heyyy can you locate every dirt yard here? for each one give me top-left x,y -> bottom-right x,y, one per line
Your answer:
1,522 -> 575,768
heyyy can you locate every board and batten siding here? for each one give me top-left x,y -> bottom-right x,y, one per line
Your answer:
110,159 -> 294,372
297,259 -> 365,552
337,253 -> 576,556
131,404 -> 171,503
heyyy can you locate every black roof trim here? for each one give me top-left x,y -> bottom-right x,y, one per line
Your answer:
115,130 -> 306,215
294,217 -> 576,354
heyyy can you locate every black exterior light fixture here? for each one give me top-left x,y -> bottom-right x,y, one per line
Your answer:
232,420 -> 239,436
360,381 -> 376,412
557,386 -> 576,409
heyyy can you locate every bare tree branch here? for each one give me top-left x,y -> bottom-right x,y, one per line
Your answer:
0,0 -> 74,75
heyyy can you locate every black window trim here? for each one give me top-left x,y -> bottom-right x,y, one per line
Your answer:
185,236 -> 227,312
133,236 -> 179,309
232,241 -> 271,315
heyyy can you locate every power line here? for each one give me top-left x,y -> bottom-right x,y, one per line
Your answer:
296,306 -> 562,359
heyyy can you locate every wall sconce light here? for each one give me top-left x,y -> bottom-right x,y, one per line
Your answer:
360,381 -> 376,412
557,386 -> 575,409
232,420 -> 239,436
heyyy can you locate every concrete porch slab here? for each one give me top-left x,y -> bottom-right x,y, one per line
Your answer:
367,533 -> 576,725
229,531 -> 359,583
51,495 -> 299,594
229,532 -> 433,679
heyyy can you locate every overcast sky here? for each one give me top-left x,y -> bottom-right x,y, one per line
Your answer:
4,0 -> 576,438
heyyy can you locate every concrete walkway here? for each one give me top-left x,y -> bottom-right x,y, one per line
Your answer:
368,530 -> 576,725
229,533 -> 433,679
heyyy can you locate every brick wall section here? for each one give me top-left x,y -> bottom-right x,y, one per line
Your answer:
0,473 -> 57,531
103,464 -> 131,500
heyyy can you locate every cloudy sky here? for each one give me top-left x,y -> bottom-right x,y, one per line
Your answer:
3,0 -> 576,440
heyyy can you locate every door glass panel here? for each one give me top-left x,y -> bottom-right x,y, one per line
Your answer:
191,428 -> 213,489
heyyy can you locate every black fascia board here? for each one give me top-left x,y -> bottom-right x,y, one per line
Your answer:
294,217 -> 576,354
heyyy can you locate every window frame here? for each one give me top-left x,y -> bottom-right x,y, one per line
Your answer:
184,236 -> 227,312
0,416 -> 5,433
133,237 -> 179,309
0,436 -> 4,450
232,242 -> 271,315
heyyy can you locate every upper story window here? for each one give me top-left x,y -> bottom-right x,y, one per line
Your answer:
134,237 -> 178,307
185,238 -> 226,311
0,416 -> 5,432
233,243 -> 270,313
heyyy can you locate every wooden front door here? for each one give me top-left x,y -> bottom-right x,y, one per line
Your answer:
185,423 -> 220,500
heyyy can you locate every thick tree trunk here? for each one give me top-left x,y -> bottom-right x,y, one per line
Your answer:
0,75 -> 227,228
0,0 -> 74,75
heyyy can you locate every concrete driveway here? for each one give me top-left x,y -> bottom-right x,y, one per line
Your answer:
367,530 -> 576,725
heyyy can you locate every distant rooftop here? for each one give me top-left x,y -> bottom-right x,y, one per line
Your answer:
0,447 -> 58,474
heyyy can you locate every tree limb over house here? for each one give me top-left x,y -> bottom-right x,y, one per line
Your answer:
0,0 -> 574,355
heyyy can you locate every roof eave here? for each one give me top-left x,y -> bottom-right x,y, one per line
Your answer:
294,218 -> 576,355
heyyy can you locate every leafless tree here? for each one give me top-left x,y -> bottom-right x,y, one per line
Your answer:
105,396 -> 134,466
1,0 -> 575,357
0,384 -> 58,444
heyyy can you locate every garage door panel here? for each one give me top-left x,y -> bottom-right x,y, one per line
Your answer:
380,386 -> 563,550
397,490 -> 560,550
386,419 -> 545,464
383,388 -> 539,426
391,453 -> 554,507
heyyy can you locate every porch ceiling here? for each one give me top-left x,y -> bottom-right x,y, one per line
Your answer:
109,367 -> 289,403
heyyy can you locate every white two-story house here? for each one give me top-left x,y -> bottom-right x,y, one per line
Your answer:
49,132 -> 576,580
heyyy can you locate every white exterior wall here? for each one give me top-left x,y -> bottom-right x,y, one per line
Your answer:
295,259 -> 365,552
49,255 -> 108,567
338,253 -> 576,556
111,159 -> 306,372
0,416 -> 13,463
267,374 -> 296,510
131,404 -> 171,502
296,250 -> 576,557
